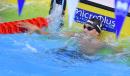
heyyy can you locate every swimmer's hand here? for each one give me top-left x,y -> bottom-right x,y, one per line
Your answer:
17,22 -> 49,35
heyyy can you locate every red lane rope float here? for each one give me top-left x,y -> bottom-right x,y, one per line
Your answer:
0,17 -> 48,34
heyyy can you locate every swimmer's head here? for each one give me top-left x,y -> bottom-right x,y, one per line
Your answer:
83,18 -> 102,37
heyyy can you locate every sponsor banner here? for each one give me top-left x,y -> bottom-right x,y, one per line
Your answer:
74,8 -> 116,33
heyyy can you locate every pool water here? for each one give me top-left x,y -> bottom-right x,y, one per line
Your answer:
0,34 -> 130,76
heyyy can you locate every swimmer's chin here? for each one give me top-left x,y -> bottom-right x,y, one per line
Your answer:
81,32 -> 97,39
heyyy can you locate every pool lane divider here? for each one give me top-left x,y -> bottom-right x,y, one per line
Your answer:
0,17 -> 48,34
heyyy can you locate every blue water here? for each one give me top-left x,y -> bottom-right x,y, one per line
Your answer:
0,34 -> 130,76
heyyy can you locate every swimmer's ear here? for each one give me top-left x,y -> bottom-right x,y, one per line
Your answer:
96,32 -> 100,36
93,29 -> 99,35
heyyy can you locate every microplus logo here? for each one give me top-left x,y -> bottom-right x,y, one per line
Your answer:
74,8 -> 116,33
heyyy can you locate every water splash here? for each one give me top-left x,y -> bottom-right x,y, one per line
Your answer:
67,0 -> 79,28
47,0 -> 64,33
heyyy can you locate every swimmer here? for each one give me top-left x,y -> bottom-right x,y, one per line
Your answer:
18,18 -> 106,55
62,18 -> 104,55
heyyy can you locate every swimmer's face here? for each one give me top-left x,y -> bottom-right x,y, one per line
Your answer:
83,24 -> 100,37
